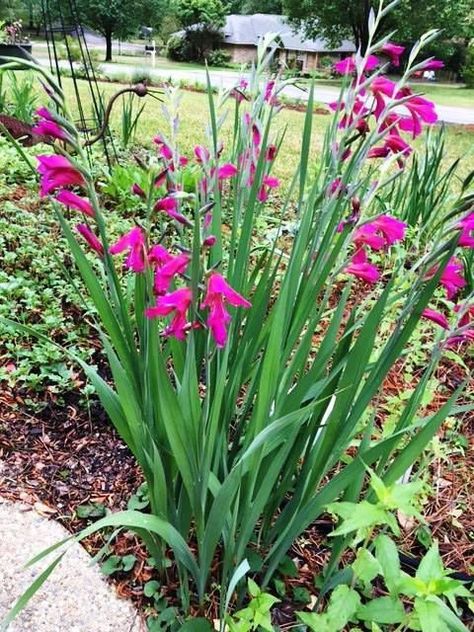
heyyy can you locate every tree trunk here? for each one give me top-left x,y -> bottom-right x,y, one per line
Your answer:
28,5 -> 34,30
105,31 -> 113,62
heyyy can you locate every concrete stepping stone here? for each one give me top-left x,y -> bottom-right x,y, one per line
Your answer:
0,499 -> 142,631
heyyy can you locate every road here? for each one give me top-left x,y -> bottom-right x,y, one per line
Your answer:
99,62 -> 474,125
34,48 -> 474,126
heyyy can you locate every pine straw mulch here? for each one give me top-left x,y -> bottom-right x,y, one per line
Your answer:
0,353 -> 473,626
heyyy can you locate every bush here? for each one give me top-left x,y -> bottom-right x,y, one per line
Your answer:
205,48 -> 231,67
462,45 -> 474,87
166,33 -> 190,62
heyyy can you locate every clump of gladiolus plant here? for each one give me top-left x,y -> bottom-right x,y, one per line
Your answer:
1,1 -> 473,628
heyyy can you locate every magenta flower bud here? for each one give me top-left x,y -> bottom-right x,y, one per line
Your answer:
203,235 -> 217,247
131,183 -> 146,198
76,223 -> 104,256
55,189 -> 94,217
421,308 -> 449,329
154,168 -> 168,188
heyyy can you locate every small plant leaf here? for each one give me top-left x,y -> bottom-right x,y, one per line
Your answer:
179,618 -> 213,631
101,555 -> 122,576
144,580 -> 160,598
356,596 -> 405,624
76,502 -> 106,519
121,554 -> 137,572
293,586 -> 312,604
353,548 -> 381,584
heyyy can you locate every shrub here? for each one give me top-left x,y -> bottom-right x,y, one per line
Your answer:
130,68 -> 152,84
462,45 -> 474,87
166,33 -> 190,62
205,48 -> 231,67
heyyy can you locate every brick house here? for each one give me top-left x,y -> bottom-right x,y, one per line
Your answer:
221,14 -> 355,73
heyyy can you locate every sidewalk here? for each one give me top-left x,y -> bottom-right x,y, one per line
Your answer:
0,499 -> 141,632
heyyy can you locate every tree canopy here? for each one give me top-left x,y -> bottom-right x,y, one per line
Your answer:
284,0 -> 474,53
75,0 -> 165,60
174,0 -> 226,30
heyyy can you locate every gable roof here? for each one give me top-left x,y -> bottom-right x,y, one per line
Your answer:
223,14 -> 355,53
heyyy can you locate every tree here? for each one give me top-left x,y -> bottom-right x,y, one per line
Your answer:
75,0 -> 159,62
284,0 -> 474,54
175,0 -> 226,30
174,0 -> 226,61
227,0 -> 283,13
0,0 -> 22,20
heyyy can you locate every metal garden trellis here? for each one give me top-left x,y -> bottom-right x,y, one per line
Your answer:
40,0 -> 117,167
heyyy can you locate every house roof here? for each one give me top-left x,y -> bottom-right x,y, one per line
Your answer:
223,14 -> 355,53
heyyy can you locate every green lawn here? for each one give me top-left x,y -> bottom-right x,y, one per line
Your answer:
108,54 -> 240,74
412,84 -> 474,108
57,77 -> 473,187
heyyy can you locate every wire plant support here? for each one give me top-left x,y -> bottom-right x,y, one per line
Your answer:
40,0 -> 117,168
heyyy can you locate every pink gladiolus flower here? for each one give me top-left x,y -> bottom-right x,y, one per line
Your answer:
146,287 -> 192,341
422,308 -> 449,329
257,175 -> 280,202
33,107 -> 69,141
353,224 -> 386,250
368,146 -> 390,159
217,163 -> 238,180
345,248 -> 380,284
364,214 -> 407,247
37,154 -> 85,197
438,258 -> 466,300
457,213 -> 474,248
76,223 -> 104,255
329,178 -> 346,197
194,145 -> 210,164
154,135 -> 173,161
334,55 -> 379,75
148,244 -> 172,267
55,189 -> 94,217
381,42 -> 405,67
153,252 -> 190,295
446,330 -> 474,347
420,59 -> 444,70
455,303 -> 474,327
404,96 -> 437,136
201,272 -> 251,348
368,136 -> 412,162
109,226 -> 147,273
334,57 -> 356,74
264,80 -> 276,103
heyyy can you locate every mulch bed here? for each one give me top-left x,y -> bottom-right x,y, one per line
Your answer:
1,350 -> 473,627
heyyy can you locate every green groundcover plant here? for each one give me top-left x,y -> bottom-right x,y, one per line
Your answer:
1,1 -> 474,629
